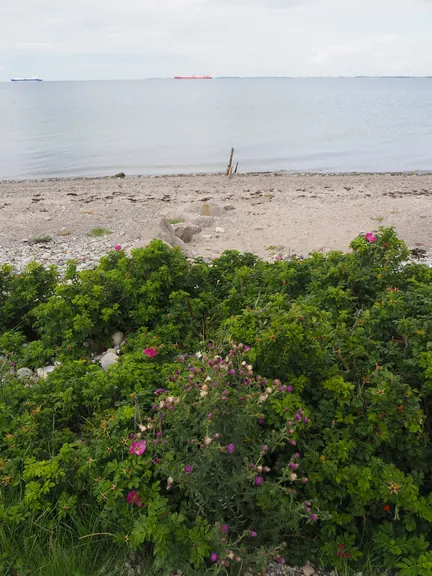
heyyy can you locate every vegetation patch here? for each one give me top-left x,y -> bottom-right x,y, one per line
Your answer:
1,229 -> 432,575
87,227 -> 113,237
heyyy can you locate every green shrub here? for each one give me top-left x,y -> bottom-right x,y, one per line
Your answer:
1,230 -> 432,574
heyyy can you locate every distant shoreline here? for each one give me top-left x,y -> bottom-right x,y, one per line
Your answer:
3,76 -> 432,83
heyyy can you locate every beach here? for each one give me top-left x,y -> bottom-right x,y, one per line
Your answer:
1,172 -> 432,271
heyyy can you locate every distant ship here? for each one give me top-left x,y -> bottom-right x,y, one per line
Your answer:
10,77 -> 43,82
174,75 -> 212,80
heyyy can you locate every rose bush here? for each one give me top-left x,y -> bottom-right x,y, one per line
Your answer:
1,229 -> 432,574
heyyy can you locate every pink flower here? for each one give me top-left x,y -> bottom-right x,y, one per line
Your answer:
144,348 -> 158,358
365,232 -> 377,243
278,556 -> 286,565
221,524 -> 229,533
210,553 -> 218,563
255,476 -> 263,486
126,490 -> 142,507
114,244 -> 122,251
263,445 -> 269,454
310,513 -> 318,521
227,443 -> 235,454
250,531 -> 257,537
129,440 -> 147,455
287,385 -> 293,392
184,465 -> 193,474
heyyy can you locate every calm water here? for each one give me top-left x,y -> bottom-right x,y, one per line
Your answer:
1,78 -> 432,180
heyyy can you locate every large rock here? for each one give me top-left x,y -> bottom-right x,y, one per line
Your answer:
101,352 -> 119,372
201,202 -> 224,217
131,219 -> 192,255
36,366 -> 56,379
17,367 -> 33,380
174,224 -> 201,244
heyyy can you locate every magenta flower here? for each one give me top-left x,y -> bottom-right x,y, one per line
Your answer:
227,443 -> 235,454
289,462 -> 297,470
287,385 -> 293,392
129,440 -> 146,455
210,552 -> 218,563
255,476 -> 264,486
303,416 -> 309,424
250,530 -> 257,537
295,452 -> 301,459
126,490 -> 142,507
114,244 -> 122,251
258,418 -> 265,425
278,556 -> 286,565
295,413 -> 302,421
290,440 -> 297,446
144,348 -> 158,358
228,369 -> 236,375
365,232 -> 377,243
221,524 -> 229,533
184,465 -> 193,474
263,445 -> 269,454
310,513 -> 318,521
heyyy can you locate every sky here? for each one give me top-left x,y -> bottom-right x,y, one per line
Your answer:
1,0 -> 432,80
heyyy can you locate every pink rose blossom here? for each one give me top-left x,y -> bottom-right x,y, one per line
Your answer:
221,524 -> 229,533
250,530 -> 257,537
144,348 -> 158,358
126,490 -> 142,507
255,476 -> 264,486
114,244 -> 122,251
129,440 -> 147,455
210,552 -> 218,563
184,465 -> 193,474
227,443 -> 235,454
365,232 -> 377,243
263,445 -> 269,454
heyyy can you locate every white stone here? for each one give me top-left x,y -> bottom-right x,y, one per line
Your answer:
101,352 -> 119,371
17,367 -> 33,380
111,331 -> 125,346
215,227 -> 225,234
36,366 -> 56,379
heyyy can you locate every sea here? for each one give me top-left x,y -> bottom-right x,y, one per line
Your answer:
1,77 -> 432,180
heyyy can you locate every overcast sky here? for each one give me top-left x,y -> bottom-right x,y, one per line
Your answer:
1,0 -> 432,80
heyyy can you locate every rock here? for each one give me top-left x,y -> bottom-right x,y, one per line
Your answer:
192,216 -> 215,229
17,367 -> 34,380
101,352 -> 119,371
224,204 -> 236,211
36,366 -> 56,379
112,331 -> 125,346
215,227 -> 225,234
201,202 -> 224,217
174,224 -> 201,243
114,172 -> 126,178
303,562 -> 315,576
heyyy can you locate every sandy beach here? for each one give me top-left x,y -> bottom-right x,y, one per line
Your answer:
1,172 -> 432,271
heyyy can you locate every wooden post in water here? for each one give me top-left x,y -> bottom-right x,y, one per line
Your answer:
225,147 -> 234,176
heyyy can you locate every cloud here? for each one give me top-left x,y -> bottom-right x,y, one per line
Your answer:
0,0 -> 432,79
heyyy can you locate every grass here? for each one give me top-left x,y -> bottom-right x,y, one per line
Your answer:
168,218 -> 185,225
86,227 -> 112,238
371,215 -> 385,223
31,235 -> 52,244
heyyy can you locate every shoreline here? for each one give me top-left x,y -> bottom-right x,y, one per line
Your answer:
2,169 -> 432,184
1,172 -> 432,271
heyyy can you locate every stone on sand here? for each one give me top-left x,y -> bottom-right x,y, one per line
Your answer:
111,331 -> 125,346
201,202 -> 224,217
174,224 -> 202,243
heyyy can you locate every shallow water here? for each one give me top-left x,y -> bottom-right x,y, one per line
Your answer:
1,77 -> 432,179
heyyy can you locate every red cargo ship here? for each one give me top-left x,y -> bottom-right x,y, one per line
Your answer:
174,75 -> 212,80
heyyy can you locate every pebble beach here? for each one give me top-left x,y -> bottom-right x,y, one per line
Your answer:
1,172 -> 432,271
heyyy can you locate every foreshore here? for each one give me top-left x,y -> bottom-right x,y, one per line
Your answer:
1,172 -> 432,271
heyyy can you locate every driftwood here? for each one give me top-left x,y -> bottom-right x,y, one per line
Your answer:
225,147 -> 234,176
